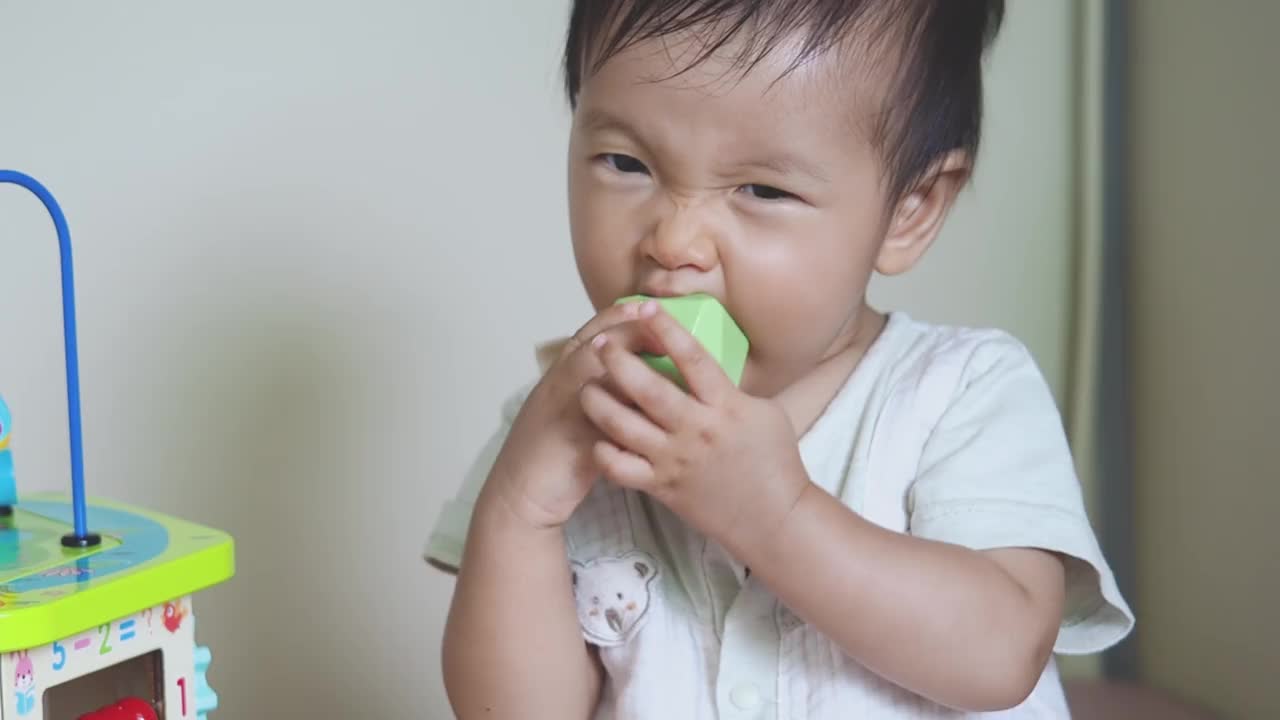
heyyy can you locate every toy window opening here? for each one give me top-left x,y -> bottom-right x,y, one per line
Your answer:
41,649 -> 164,719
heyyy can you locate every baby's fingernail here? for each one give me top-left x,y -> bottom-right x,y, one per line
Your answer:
622,302 -> 640,316
591,333 -> 608,348
639,300 -> 659,317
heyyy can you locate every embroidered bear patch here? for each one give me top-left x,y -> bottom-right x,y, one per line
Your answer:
571,551 -> 659,646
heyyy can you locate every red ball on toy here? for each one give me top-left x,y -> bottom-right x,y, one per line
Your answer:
78,696 -> 158,720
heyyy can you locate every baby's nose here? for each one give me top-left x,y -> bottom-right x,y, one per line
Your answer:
646,201 -> 720,272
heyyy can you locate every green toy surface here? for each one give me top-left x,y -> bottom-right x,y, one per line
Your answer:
615,293 -> 750,388
0,493 -> 235,652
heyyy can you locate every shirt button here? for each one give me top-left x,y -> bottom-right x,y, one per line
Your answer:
731,683 -> 763,711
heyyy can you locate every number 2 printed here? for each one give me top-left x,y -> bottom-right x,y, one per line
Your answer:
98,623 -> 113,655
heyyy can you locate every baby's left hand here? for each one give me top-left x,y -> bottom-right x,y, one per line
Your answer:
579,300 -> 810,552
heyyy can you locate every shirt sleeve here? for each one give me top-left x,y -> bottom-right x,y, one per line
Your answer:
423,385 -> 532,573
907,334 -> 1134,655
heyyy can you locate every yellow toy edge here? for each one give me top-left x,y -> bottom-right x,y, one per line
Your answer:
0,494 -> 235,653
0,539 -> 233,653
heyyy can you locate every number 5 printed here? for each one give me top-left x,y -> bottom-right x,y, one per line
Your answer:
52,640 -> 66,670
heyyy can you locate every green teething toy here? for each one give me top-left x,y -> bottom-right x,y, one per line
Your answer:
614,293 -> 749,388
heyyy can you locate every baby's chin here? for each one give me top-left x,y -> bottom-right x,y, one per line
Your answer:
737,358 -> 793,398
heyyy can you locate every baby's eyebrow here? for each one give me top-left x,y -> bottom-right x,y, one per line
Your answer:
729,155 -> 830,184
578,107 -> 635,136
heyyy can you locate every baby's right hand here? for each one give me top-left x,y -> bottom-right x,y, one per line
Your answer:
485,301 -> 648,529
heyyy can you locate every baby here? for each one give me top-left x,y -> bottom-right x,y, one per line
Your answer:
427,1 -> 1133,718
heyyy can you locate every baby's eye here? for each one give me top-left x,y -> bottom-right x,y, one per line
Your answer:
616,592 -> 624,600
739,184 -> 795,201
600,153 -> 650,175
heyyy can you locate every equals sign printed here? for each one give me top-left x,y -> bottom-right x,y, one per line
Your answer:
119,619 -> 136,641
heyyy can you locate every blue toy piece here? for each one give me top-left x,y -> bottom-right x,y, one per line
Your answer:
0,396 -> 14,513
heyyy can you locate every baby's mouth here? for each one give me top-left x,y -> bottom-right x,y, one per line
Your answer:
606,608 -> 623,633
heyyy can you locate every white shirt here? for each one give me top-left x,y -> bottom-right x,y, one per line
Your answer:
426,312 -> 1134,719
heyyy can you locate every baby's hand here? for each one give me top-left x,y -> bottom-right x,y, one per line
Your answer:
579,301 -> 809,552
487,301 -> 653,529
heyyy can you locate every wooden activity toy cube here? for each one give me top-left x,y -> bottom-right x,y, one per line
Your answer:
1,170 -> 236,719
1,492 -> 233,719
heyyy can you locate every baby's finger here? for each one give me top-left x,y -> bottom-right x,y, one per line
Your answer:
545,315 -> 663,413
592,440 -> 654,491
560,317 -> 664,385
641,304 -> 732,404
579,379 -> 667,459
559,302 -> 642,360
595,329 -> 690,432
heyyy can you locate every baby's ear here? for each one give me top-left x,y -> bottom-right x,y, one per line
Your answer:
876,149 -> 970,277
634,561 -> 650,579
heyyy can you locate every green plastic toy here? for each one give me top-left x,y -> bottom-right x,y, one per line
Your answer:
614,294 -> 749,388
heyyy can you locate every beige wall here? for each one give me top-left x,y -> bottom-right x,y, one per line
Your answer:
1,2 -> 1081,716
1129,2 -> 1280,717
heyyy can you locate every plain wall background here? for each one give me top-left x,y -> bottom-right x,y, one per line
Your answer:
1,2 -> 1079,717
1129,2 -> 1280,717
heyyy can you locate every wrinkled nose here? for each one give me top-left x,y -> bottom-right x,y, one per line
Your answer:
645,202 -> 718,272
606,608 -> 623,633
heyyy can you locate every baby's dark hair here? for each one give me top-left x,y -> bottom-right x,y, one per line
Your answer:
563,0 -> 1005,206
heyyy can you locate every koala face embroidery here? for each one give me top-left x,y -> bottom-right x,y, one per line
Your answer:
570,551 -> 660,646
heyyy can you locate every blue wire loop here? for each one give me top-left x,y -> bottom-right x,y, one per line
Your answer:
0,169 -> 95,543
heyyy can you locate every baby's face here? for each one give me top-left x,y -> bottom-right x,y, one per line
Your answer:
567,34 -> 900,395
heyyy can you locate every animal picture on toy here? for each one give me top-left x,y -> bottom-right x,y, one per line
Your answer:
10,653 -> 33,716
0,170 -> 235,719
162,603 -> 186,635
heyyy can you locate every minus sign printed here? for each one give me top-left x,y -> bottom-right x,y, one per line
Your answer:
73,638 -> 91,651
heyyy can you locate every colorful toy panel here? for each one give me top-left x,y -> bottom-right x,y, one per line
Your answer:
2,597 -> 212,719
